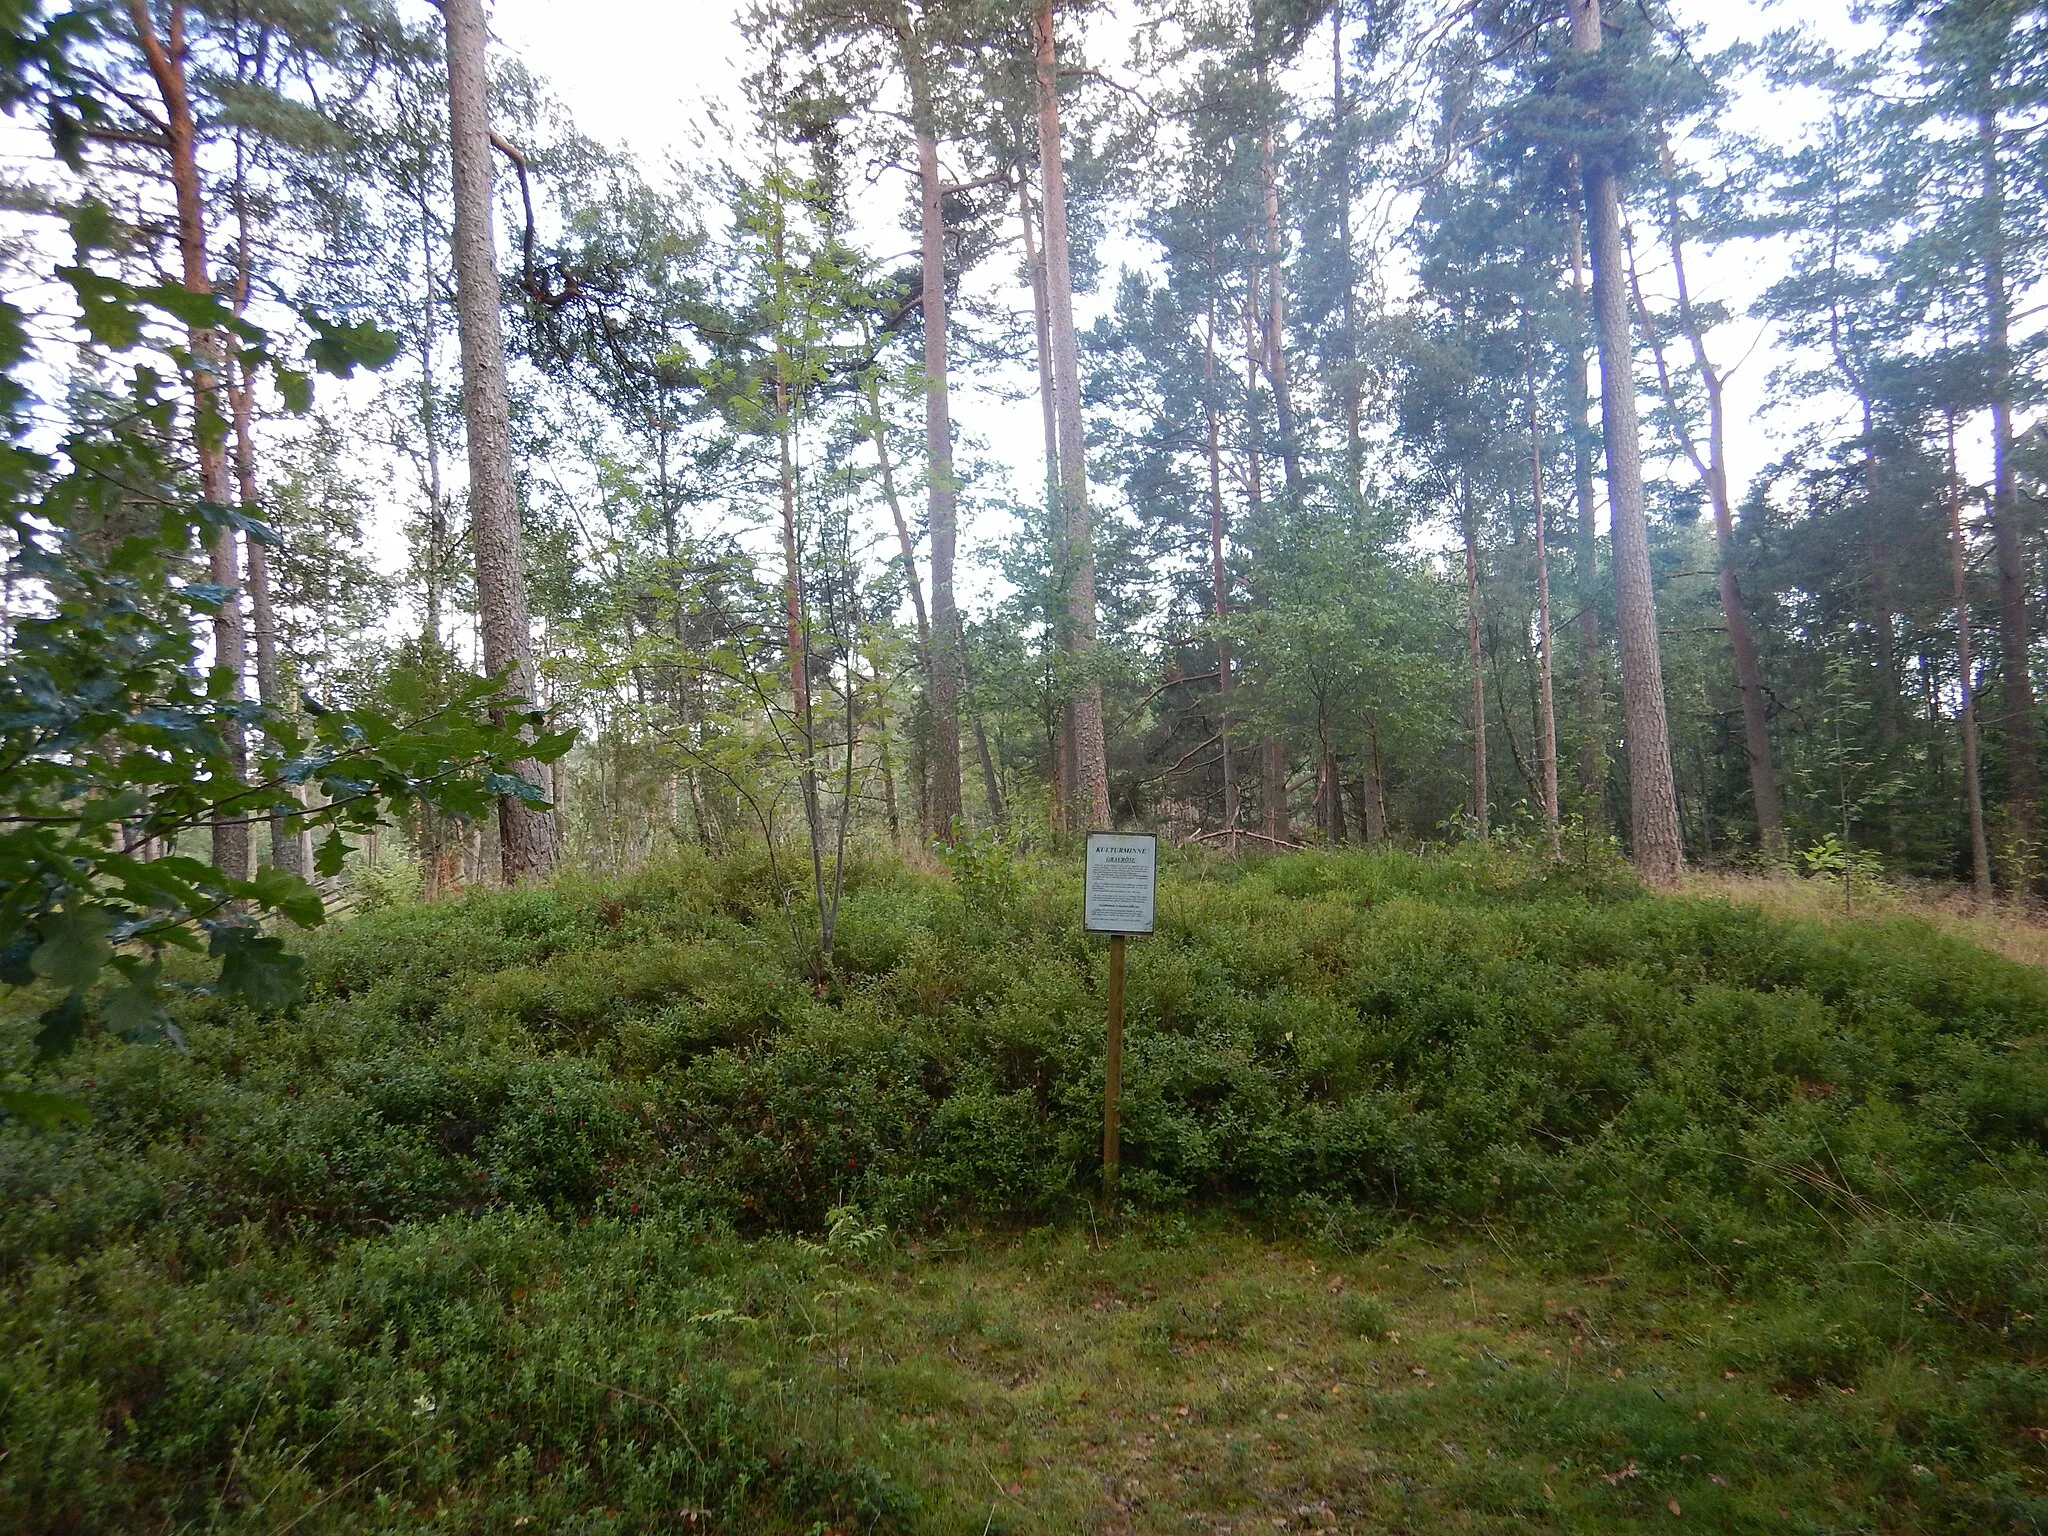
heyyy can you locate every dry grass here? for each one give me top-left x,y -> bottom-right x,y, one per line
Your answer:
1685,867 -> 2048,969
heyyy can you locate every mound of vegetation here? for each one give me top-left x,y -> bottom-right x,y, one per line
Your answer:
5,848 -> 2048,1532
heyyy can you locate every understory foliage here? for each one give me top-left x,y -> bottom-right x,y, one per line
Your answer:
5,849 -> 2048,1529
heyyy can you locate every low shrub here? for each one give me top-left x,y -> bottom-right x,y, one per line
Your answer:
5,844 -> 2047,1527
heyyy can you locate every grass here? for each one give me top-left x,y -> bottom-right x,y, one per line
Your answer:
1688,866 -> 2048,971
6,843 -> 2048,1532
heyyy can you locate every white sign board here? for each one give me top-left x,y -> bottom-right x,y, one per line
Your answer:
1084,832 -> 1158,934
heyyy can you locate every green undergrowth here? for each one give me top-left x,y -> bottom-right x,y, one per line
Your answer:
5,845 -> 2048,1531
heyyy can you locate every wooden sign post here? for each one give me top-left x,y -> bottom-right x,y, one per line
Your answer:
1084,831 -> 1157,1208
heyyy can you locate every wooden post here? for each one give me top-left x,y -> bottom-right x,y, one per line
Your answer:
1104,932 -> 1125,1207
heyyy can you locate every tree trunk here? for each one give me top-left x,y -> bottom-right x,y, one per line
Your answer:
1317,742 -> 1344,843
1980,106 -> 2038,892
226,132 -> 307,881
1204,274 -> 1238,849
1568,205 -> 1606,827
1360,717 -> 1388,848
130,0 -> 249,882
443,0 -> 554,882
229,359 -> 307,877
1334,6 -> 1361,496
1947,414 -> 1993,903
1634,166 -> 1783,858
1034,1 -> 1111,829
1528,365 -> 1560,856
972,708 -> 1004,823
1573,0 -> 1683,883
913,99 -> 964,834
877,690 -> 903,851
1462,473 -> 1488,842
1017,163 -> 1072,834
1258,99 -> 1302,495
1262,737 -> 1289,844
864,374 -> 930,647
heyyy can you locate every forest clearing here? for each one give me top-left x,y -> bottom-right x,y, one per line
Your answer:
7,0 -> 2048,1528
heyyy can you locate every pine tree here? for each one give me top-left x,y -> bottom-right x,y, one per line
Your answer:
441,0 -> 555,881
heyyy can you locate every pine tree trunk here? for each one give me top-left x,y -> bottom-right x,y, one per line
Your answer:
1262,737 -> 1289,844
1258,104 -> 1302,495
1529,368 -> 1561,855
1361,717 -> 1388,848
130,0 -> 249,882
1568,207 -> 1606,828
1573,0 -> 1683,883
877,690 -> 903,852
1334,7 -> 1361,496
1636,173 -> 1784,860
913,102 -> 964,834
1980,106 -> 2038,892
1017,164 -> 1072,833
1463,473 -> 1488,842
1947,415 -> 1994,903
229,360 -> 307,877
1204,276 -> 1238,848
1034,1 -> 1110,830
443,0 -> 554,882
864,375 -> 931,649
1318,743 -> 1344,843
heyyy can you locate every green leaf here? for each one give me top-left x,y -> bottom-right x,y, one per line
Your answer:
137,282 -> 233,332
315,829 -> 349,878
101,979 -> 170,1040
531,728 -> 580,764
33,992 -> 87,1061
79,787 -> 148,827
0,1088 -> 90,1129
304,314 -> 401,377
275,365 -> 312,414
484,771 -> 549,806
210,925 -> 306,1012
244,864 -> 327,929
30,906 -> 112,992
68,199 -> 117,255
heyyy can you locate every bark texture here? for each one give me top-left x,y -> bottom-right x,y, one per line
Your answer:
1573,0 -> 1683,883
1568,208 -> 1607,827
130,0 -> 249,881
1633,171 -> 1783,857
913,95 -> 963,833
1462,474 -> 1488,842
443,0 -> 554,881
1947,417 -> 1993,902
1529,371 -> 1560,855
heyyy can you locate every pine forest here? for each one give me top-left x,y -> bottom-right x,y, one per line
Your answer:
9,2 -> 2048,1531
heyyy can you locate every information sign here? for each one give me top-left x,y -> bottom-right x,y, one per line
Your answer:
1083,831 -> 1158,934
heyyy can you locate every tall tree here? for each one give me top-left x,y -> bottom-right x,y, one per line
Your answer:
441,0 -> 555,881
1035,0 -> 1110,828
125,0 -> 248,881
1631,120 -> 1785,857
1570,0 -> 1683,881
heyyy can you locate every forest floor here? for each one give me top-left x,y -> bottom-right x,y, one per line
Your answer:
647,1215 -> 1951,1534
7,845 -> 2048,1532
